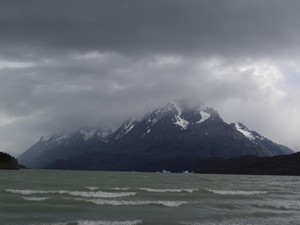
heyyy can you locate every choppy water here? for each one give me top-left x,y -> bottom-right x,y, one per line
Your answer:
1,170 -> 300,225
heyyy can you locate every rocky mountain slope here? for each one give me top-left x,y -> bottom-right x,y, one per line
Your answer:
18,127 -> 112,168
19,100 -> 293,170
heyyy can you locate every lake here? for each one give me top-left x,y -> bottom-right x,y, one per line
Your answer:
0,169 -> 300,225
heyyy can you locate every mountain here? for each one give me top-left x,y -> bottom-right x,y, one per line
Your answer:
0,152 -> 19,170
18,127 -> 112,168
234,122 -> 293,156
41,99 -> 293,171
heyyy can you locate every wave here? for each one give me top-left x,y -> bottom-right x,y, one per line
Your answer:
22,197 -> 50,201
257,200 -> 300,210
6,189 -> 49,195
6,189 -> 136,198
206,189 -> 267,195
180,222 -> 244,225
138,188 -> 197,193
57,190 -> 136,198
85,187 -> 99,191
45,220 -> 142,225
110,187 -> 131,191
180,223 -> 215,225
72,198 -> 187,207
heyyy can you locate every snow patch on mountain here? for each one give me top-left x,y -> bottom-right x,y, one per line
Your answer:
154,109 -> 161,115
124,120 -> 135,134
174,117 -> 189,130
170,101 -> 189,129
197,111 -> 211,123
55,135 -> 67,143
40,135 -> 51,142
115,119 -> 136,139
39,134 -> 69,146
235,123 -> 255,141
141,128 -> 151,138
39,127 -> 112,145
147,117 -> 159,126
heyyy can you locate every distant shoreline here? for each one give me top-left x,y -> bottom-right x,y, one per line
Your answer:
30,152 -> 299,176
0,152 -> 20,170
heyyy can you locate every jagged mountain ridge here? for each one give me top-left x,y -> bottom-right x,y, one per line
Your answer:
19,100 -> 294,170
235,122 -> 293,156
18,127 -> 112,168
102,101 -> 292,157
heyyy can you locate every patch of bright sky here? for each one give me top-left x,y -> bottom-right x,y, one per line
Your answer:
0,60 -> 33,69
238,62 -> 286,98
0,114 -> 15,126
199,58 -> 287,100
0,110 -> 46,127
280,61 -> 300,86
74,51 -> 114,61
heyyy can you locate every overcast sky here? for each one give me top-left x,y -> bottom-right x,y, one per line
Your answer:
1,0 -> 300,156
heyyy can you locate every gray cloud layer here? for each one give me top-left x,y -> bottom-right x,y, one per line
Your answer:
1,0 -> 300,155
1,0 -> 300,59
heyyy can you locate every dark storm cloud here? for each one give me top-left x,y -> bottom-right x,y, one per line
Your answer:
1,0 -> 300,155
1,0 -> 300,59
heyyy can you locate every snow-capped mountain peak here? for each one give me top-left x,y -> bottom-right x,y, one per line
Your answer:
40,133 -> 68,144
19,99 -> 294,169
166,99 -> 214,129
235,122 -> 266,142
18,126 -> 113,168
235,123 -> 256,141
233,122 -> 293,156
39,126 -> 112,146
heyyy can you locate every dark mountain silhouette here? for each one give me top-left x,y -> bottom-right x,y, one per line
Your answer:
0,152 -> 19,170
98,101 -> 292,160
19,100 -> 293,171
18,127 -> 112,168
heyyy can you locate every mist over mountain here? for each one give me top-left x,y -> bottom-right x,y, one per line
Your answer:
18,127 -> 112,168
18,100 -> 293,171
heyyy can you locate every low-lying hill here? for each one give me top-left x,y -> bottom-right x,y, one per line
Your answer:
0,152 -> 19,170
48,152 -> 300,176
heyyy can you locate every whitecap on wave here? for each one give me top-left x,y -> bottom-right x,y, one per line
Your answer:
57,190 -> 136,198
180,222 -> 250,225
85,187 -> 99,191
22,196 -> 50,201
206,189 -> 267,195
7,189 -> 49,195
138,188 -> 197,193
6,189 -> 136,198
180,223 -> 215,225
257,200 -> 300,210
110,187 -> 131,191
72,198 -> 187,207
45,220 -> 142,225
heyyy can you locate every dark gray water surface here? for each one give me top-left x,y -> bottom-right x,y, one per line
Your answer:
1,169 -> 300,225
